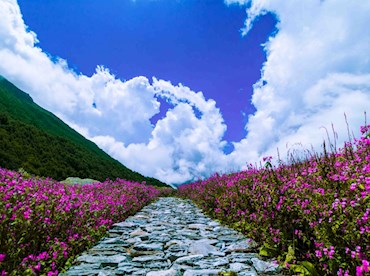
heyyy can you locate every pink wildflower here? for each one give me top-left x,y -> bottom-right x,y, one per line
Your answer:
362,260 -> 369,273
34,262 -> 41,272
356,266 -> 363,276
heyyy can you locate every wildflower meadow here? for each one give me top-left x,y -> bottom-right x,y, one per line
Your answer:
0,171 -> 165,275
0,125 -> 369,275
178,125 -> 370,275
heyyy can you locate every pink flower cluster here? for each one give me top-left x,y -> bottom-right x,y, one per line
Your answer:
178,125 -> 370,275
0,170 -> 162,274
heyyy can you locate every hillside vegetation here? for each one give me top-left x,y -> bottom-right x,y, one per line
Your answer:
0,77 -> 168,187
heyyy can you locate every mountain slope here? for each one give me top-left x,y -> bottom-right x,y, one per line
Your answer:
0,77 -> 169,187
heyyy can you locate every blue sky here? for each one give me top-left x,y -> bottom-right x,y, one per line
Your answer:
0,0 -> 369,184
17,0 -> 276,145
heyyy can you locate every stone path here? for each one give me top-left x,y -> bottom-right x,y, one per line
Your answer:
62,197 -> 282,276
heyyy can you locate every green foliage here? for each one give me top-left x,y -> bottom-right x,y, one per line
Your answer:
259,243 -> 279,258
217,272 -> 238,276
290,261 -> 319,276
284,246 -> 296,267
0,77 -> 170,187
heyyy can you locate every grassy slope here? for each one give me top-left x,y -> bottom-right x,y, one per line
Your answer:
0,77 -> 169,187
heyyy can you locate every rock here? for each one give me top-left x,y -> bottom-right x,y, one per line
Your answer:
188,240 -> 225,256
174,254 -> 204,264
165,240 -> 185,249
132,269 -> 149,275
228,252 -> 257,264
151,234 -> 172,243
223,240 -> 257,253
113,221 -> 137,228
229,262 -> 254,272
128,248 -> 163,257
126,218 -> 149,225
166,251 -> 188,262
132,255 -> 166,262
194,257 -> 229,268
208,221 -> 220,227
251,258 -> 282,274
136,215 -> 150,219
76,254 -> 126,265
94,242 -> 125,249
167,244 -> 188,252
177,229 -> 200,239
100,237 -> 127,245
144,261 -> 172,269
199,231 -> 218,239
183,269 -> 222,276
238,271 -> 258,276
188,224 -> 209,230
130,229 -> 149,237
197,238 -> 219,245
217,234 -> 244,242
134,242 -> 163,251
145,225 -> 167,232
126,237 -> 142,244
146,268 -> 179,276
116,262 -> 143,274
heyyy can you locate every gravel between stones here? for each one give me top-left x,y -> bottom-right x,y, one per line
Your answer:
61,197 -> 282,275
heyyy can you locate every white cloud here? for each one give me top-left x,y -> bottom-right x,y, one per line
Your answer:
91,84 -> 228,184
226,0 -> 370,167
0,0 -> 228,184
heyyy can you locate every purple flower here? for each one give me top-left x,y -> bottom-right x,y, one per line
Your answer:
356,266 -> 363,276
315,250 -> 322,258
34,262 -> 41,272
362,260 -> 369,273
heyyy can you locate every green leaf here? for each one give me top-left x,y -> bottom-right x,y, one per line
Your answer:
290,264 -> 310,275
289,261 -> 320,276
22,269 -> 34,276
301,261 -> 320,276
259,243 -> 278,257
284,246 -> 296,266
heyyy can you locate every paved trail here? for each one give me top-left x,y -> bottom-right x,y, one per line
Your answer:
62,197 -> 281,276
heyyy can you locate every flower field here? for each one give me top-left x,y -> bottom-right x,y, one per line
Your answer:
0,171 -> 163,275
178,125 -> 370,275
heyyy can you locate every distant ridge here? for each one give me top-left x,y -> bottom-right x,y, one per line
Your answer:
0,77 -> 169,187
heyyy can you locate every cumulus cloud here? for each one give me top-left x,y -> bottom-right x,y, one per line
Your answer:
226,0 -> 370,166
92,81 -> 228,184
0,0 -> 228,184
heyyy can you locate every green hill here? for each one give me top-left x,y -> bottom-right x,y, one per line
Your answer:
0,77 -> 169,187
